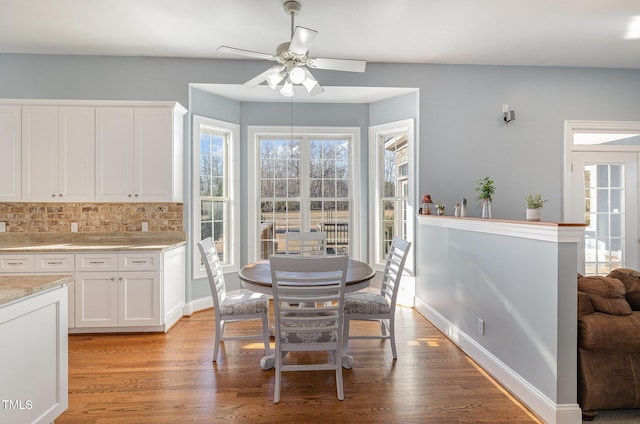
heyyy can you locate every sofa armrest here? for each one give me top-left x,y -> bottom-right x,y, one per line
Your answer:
579,312 -> 640,351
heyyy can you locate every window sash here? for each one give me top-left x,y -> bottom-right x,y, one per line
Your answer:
192,115 -> 239,279
247,126 -> 361,263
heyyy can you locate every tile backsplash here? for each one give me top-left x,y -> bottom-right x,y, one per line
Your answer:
0,203 -> 183,233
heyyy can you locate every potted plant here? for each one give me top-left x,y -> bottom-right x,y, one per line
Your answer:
525,193 -> 548,221
435,203 -> 445,215
475,177 -> 495,218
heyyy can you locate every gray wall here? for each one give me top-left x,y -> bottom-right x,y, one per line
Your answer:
2,53 -> 640,302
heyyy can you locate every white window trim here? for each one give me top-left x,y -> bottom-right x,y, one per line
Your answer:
247,125 -> 362,263
192,115 -> 240,279
369,118 -> 416,273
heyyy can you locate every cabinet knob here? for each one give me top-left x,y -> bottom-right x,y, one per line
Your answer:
51,194 -> 56,197
128,194 -> 132,197
111,277 -> 115,281
59,194 -> 63,197
134,194 -> 139,197
119,277 -> 123,281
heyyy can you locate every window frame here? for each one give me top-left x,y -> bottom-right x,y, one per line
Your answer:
369,119 -> 416,272
247,125 -> 362,263
192,115 -> 240,279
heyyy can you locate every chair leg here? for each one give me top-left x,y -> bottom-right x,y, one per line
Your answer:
380,319 -> 387,336
274,348 -> 282,403
389,317 -> 397,359
343,317 -> 351,353
335,354 -> 344,400
261,314 -> 271,356
213,320 -> 222,362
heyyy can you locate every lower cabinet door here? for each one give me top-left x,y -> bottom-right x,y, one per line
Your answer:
119,271 -> 161,326
75,272 -> 118,327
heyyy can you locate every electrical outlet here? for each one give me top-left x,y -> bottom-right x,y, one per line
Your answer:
0,222 -> 6,232
502,104 -> 509,113
71,222 -> 78,232
141,222 -> 149,232
478,318 -> 485,335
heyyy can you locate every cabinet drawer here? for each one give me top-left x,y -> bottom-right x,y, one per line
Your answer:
119,253 -> 160,271
0,255 -> 35,273
76,254 -> 119,272
34,253 -> 75,272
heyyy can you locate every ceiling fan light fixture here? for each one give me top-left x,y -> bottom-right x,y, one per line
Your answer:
280,79 -> 295,97
289,66 -> 306,84
266,68 -> 286,89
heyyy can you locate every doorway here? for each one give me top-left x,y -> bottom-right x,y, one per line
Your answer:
564,121 -> 640,275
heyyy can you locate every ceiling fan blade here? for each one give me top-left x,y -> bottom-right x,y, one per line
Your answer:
289,26 -> 318,55
217,45 -> 275,60
244,66 -> 284,88
309,57 -> 366,73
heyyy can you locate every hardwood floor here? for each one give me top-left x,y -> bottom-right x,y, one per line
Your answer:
59,305 -> 542,423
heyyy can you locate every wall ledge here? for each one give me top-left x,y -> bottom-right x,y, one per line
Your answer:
417,215 -> 586,243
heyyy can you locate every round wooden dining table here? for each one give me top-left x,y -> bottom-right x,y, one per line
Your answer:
238,258 -> 376,370
239,258 -> 376,295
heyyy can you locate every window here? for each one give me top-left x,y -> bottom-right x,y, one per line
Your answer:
192,115 -> 240,278
369,119 -> 415,269
247,126 -> 361,262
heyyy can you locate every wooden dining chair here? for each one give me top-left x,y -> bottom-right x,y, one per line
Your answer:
198,237 -> 271,362
284,231 -> 328,256
270,254 -> 349,403
343,237 -> 411,360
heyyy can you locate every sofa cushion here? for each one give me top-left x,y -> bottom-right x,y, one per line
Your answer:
577,276 -> 632,316
608,268 -> 640,310
578,311 -> 640,351
578,291 -> 595,317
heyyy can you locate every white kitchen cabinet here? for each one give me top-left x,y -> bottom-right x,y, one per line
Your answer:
22,106 -> 95,201
73,248 -> 183,331
96,104 -> 185,202
0,105 -> 21,201
0,245 -> 185,333
74,253 -> 161,328
0,253 -> 77,328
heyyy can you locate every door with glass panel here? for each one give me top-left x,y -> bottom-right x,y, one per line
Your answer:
258,136 -> 351,258
571,152 -> 639,275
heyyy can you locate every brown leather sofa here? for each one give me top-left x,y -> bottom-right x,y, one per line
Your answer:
577,269 -> 640,420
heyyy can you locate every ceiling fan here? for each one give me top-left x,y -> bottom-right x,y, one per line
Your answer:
217,0 -> 366,97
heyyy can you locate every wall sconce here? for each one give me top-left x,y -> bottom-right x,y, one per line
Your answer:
503,104 -> 516,123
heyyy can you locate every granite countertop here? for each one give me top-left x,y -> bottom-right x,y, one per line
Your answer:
0,274 -> 73,306
0,232 -> 187,253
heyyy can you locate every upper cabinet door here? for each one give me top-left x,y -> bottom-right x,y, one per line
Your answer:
95,107 -> 135,201
0,106 -> 21,201
96,105 -> 184,202
22,106 -> 59,201
135,107 -> 178,202
22,106 -> 95,202
58,106 -> 95,201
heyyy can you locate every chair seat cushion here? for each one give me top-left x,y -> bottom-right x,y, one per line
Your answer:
221,292 -> 268,315
344,292 -> 390,314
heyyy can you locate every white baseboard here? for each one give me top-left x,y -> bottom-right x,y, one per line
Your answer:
183,296 -> 213,316
414,297 -> 582,424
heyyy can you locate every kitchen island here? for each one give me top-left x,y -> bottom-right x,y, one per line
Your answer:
0,274 -> 71,424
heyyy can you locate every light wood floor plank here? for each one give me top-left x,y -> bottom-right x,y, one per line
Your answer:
58,305 -> 542,423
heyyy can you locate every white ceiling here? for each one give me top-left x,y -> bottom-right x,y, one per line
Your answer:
1,0 -> 639,101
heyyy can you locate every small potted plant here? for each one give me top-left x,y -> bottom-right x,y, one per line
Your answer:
435,203 -> 445,215
475,177 -> 495,218
525,193 -> 548,221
